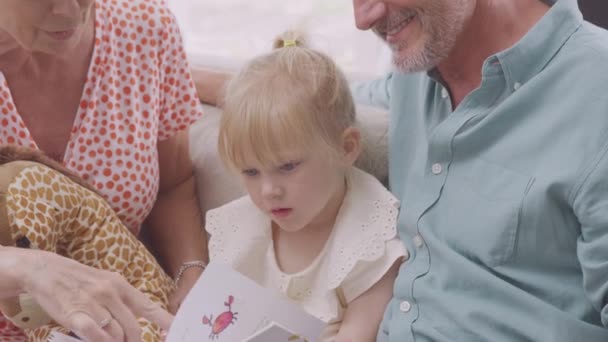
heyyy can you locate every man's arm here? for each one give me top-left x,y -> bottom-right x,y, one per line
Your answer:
191,68 -> 232,107
572,145 -> 608,326
350,72 -> 393,109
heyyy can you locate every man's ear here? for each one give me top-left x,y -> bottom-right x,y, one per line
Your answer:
341,127 -> 361,167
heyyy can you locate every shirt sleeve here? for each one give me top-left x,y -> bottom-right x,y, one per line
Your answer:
156,8 -> 204,141
341,238 -> 406,303
572,145 -> 608,326
350,72 -> 393,110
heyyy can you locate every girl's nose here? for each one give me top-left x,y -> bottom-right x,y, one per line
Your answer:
261,180 -> 283,199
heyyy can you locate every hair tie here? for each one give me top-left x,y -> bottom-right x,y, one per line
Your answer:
283,39 -> 297,48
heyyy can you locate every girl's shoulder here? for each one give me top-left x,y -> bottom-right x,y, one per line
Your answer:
205,196 -> 272,265
336,167 -> 400,236
347,168 -> 398,207
320,168 -> 405,298
205,195 -> 267,234
291,169 -> 406,322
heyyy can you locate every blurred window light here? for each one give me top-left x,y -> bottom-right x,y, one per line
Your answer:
168,0 -> 391,81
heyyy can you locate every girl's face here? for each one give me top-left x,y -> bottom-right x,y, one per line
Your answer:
238,129 -> 360,233
0,0 -> 95,55
240,148 -> 347,233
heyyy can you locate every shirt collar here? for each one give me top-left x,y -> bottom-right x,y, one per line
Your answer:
494,0 -> 583,87
427,0 -> 583,88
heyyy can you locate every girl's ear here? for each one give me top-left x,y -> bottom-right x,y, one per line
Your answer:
341,127 -> 361,166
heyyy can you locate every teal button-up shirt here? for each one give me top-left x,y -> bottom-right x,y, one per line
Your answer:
353,0 -> 608,341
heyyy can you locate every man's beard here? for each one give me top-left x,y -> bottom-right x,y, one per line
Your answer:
374,3 -> 468,73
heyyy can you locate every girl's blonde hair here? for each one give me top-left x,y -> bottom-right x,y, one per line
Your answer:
218,30 -> 356,171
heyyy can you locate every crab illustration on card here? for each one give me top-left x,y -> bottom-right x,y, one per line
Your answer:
202,295 -> 239,340
165,262 -> 325,342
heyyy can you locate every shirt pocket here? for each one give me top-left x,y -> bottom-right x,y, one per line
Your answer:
429,158 -> 534,267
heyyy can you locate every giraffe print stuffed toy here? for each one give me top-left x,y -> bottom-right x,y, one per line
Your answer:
0,145 -> 175,341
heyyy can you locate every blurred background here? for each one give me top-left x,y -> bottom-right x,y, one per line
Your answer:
167,0 -> 606,82
578,0 -> 607,29
167,0 -> 392,82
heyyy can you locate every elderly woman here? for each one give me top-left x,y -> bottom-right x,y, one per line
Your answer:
0,0 -> 207,339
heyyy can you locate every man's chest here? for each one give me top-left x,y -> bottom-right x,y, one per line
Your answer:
388,78 -> 605,268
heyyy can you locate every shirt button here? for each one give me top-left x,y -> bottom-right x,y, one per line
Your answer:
514,82 -> 522,90
400,301 -> 412,313
431,163 -> 443,175
441,88 -> 449,99
413,234 -> 424,248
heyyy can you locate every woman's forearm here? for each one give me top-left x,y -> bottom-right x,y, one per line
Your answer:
144,175 -> 207,278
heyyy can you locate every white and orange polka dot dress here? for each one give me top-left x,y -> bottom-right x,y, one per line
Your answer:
0,0 -> 203,339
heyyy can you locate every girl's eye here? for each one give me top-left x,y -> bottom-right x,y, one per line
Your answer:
279,161 -> 300,172
242,169 -> 258,177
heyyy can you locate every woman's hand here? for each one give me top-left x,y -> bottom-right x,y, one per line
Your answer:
168,266 -> 203,314
8,247 -> 173,342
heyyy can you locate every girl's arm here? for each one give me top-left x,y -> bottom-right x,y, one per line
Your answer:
335,261 -> 401,342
